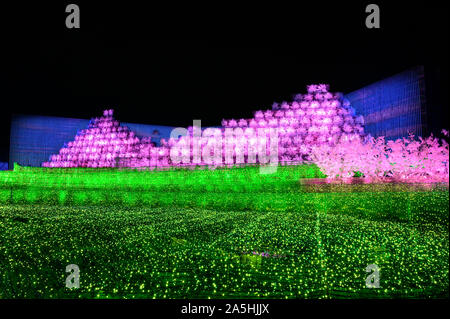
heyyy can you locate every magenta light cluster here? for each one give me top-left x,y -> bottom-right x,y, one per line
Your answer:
311,131 -> 450,183
43,110 -> 143,168
220,84 -> 365,163
43,84 -> 367,169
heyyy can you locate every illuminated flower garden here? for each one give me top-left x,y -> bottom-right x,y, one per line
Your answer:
42,85 -> 367,169
1,84 -> 448,299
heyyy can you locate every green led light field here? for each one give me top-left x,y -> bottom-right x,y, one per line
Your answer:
0,165 -> 448,299
0,199 -> 448,299
0,164 -> 325,195
0,164 -> 325,207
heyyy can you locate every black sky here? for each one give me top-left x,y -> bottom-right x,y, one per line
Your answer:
0,2 -> 448,162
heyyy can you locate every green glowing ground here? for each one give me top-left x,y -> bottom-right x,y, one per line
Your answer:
0,186 -> 448,299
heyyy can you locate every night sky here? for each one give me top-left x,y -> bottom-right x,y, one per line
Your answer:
1,2 -> 448,162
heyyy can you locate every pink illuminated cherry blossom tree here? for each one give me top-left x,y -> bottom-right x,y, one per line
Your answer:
310,131 -> 449,183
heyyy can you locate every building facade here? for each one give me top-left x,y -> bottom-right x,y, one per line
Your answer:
9,115 -> 175,168
344,66 -> 427,140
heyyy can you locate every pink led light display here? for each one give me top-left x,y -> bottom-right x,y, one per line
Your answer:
42,109 -> 142,168
311,131 -> 449,183
219,84 -> 365,164
43,85 -> 367,169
